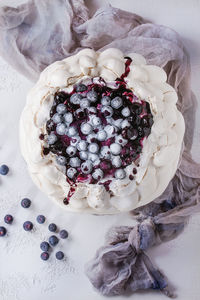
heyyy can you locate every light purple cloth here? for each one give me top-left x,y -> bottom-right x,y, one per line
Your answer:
0,0 -> 199,297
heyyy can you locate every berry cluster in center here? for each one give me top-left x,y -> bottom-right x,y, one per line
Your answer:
44,75 -> 153,187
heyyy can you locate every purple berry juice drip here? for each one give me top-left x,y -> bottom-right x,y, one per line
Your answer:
42,57 -> 154,204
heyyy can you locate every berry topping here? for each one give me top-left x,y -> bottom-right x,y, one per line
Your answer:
36,215 -> 46,224
44,64 -> 154,201
59,229 -> 69,239
56,251 -> 64,260
21,198 -> 31,208
4,214 -> 13,224
0,164 -> 9,176
41,252 -> 49,261
48,223 -> 57,232
23,221 -> 33,231
0,226 -> 7,236
49,235 -> 59,246
40,241 -> 50,252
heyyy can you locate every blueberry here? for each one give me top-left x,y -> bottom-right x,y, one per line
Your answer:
49,235 -> 59,246
56,123 -> 66,135
101,96 -> 111,106
81,123 -> 93,135
115,169 -> 126,179
56,156 -> 67,166
92,169 -> 104,180
81,160 -> 93,174
56,104 -> 67,114
23,221 -> 33,231
69,157 -> 81,168
70,93 -> 82,105
87,107 -> 97,114
88,153 -> 99,164
128,128 -> 138,140
46,119 -> 55,133
88,143 -> 99,154
92,116 -> 101,126
115,135 -> 128,146
52,113 -> 63,124
104,125 -> 116,137
100,146 -> 111,159
48,223 -> 57,232
111,96 -> 123,109
4,214 -> 13,224
67,167 -> 77,179
70,136 -> 81,146
79,151 -> 88,160
86,133 -> 96,143
56,251 -> 64,260
47,133 -> 57,145
63,112 -> 73,124
36,215 -> 46,224
0,226 -> 7,236
121,119 -> 130,129
131,103 -> 143,115
87,91 -> 98,102
110,143 -> 121,155
75,108 -> 86,119
21,198 -> 31,208
101,106 -> 113,118
77,140 -> 88,151
112,156 -> 122,168
76,83 -> 87,92
55,91 -> 66,103
97,130 -> 107,141
143,127 -> 151,136
41,252 -> 49,261
59,229 -> 69,239
40,241 -> 50,252
66,146 -> 77,157
121,107 -> 130,117
80,98 -> 90,109
113,118 -> 123,129
0,165 -> 9,176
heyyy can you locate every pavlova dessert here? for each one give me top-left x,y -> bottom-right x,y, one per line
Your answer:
20,48 -> 185,213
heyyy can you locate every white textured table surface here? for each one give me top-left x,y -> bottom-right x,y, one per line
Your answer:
0,1 -> 200,300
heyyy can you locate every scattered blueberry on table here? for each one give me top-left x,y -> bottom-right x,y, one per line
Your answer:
40,241 -> 50,252
41,252 -> 49,261
0,164 -> 9,175
49,235 -> 59,246
21,198 -> 31,208
23,221 -> 33,231
48,223 -> 57,232
0,226 -> 7,236
56,251 -> 64,260
59,229 -> 68,239
4,214 -> 13,224
36,215 -> 46,224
